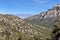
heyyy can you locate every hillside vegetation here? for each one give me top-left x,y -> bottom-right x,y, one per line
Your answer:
0,14 -> 53,40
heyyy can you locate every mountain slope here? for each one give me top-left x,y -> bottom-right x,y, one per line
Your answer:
0,14 -> 53,40
25,4 -> 60,27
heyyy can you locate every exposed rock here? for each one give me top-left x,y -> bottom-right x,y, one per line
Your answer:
25,4 -> 60,27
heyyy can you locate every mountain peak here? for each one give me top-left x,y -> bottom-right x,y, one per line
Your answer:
53,4 -> 60,9
54,4 -> 60,7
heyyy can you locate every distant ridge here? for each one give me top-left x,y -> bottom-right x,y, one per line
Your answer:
14,14 -> 33,19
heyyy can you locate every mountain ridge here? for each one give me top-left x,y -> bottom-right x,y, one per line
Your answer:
25,4 -> 60,27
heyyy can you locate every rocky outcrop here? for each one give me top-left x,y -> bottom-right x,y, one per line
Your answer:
25,4 -> 60,27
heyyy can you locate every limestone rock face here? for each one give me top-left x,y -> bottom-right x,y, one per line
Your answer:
25,4 -> 60,27
26,4 -> 60,20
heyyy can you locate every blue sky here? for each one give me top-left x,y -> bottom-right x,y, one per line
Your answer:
0,0 -> 60,18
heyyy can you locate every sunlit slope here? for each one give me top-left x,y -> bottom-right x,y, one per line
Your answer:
0,14 -> 52,40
